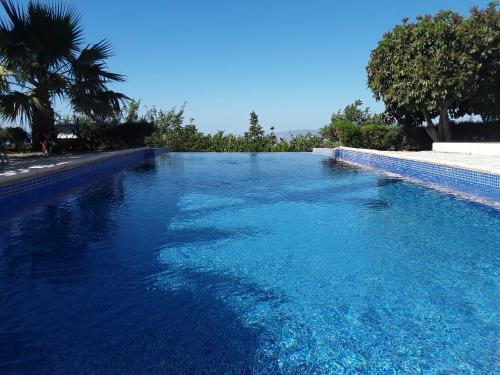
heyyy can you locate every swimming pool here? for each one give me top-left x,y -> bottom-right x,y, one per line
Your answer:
0,153 -> 498,374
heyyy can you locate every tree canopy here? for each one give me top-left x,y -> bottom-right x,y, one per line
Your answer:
0,0 -> 128,145
367,2 -> 500,141
144,106 -> 323,152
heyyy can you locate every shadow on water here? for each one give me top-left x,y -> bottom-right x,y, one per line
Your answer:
0,268 -> 278,374
0,162 -> 281,374
0,271 -> 276,374
0,159 -> 157,222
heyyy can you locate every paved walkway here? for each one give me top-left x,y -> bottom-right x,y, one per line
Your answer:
0,148 -> 147,186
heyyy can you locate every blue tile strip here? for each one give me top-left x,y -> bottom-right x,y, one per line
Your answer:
0,148 -> 167,202
336,148 -> 500,203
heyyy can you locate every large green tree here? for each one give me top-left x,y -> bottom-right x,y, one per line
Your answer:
0,0 -> 128,146
244,111 -> 265,151
367,2 -> 500,141
457,3 -> 500,122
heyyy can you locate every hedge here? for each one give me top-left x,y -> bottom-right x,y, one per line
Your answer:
0,127 -> 30,151
73,121 -> 156,151
335,122 -> 402,150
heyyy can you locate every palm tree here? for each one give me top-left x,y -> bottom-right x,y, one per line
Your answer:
0,0 -> 128,147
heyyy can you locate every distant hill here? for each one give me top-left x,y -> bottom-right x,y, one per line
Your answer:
275,129 -> 320,140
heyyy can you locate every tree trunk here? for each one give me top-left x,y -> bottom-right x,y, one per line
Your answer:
31,104 -> 55,150
422,110 -> 440,142
439,107 -> 452,142
422,109 -> 453,143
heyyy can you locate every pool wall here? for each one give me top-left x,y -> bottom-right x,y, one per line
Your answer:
314,147 -> 500,203
0,148 -> 167,202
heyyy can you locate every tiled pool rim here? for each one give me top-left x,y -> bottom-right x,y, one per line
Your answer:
313,147 -> 500,204
0,148 -> 167,201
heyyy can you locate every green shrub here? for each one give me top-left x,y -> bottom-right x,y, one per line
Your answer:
399,125 -> 433,151
104,121 -> 156,148
336,122 -> 402,150
360,124 -> 402,150
75,121 -> 105,150
335,121 -> 363,148
450,121 -> 500,142
287,133 -> 324,151
75,121 -> 155,150
0,127 -> 31,151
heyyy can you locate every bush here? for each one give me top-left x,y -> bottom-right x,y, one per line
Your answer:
398,120 -> 500,150
450,121 -> 500,142
104,121 -> 156,148
0,127 -> 31,151
360,125 -> 402,150
74,121 -> 155,151
336,122 -> 402,150
287,133 -> 324,151
335,121 -> 363,148
399,125 -> 433,150
74,121 -> 105,150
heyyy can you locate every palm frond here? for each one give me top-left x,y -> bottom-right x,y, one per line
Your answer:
79,40 -> 114,63
0,0 -> 26,29
0,1 -> 31,68
0,62 -> 10,93
0,1 -> 127,129
70,40 -> 125,84
71,90 -> 129,120
25,1 -> 83,67
0,0 -> 83,74
44,71 -> 68,97
0,90 -> 34,123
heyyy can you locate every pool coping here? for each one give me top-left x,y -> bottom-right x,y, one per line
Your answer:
0,147 -> 167,201
0,148 -> 155,187
313,147 -> 500,204
314,147 -> 500,176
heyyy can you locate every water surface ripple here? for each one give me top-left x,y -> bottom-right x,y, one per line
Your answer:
0,153 -> 498,374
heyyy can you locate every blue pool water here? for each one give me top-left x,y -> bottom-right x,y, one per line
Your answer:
0,153 -> 498,374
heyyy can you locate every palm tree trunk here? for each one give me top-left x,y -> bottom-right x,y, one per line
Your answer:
31,105 -> 55,150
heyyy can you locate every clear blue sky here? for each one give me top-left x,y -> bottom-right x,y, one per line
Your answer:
5,0 -> 492,133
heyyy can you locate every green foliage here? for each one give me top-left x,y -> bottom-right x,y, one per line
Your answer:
121,99 -> 141,123
366,3 -> 500,141
457,3 -> 500,122
244,111 -> 266,151
450,119 -> 500,141
71,117 -> 154,151
320,99 -> 398,149
144,105 -> 205,151
74,120 -> 105,151
320,101 -> 403,150
145,106 -> 323,152
0,126 -> 30,151
321,100 -> 390,138
335,122 -> 402,150
104,122 -> 156,148
0,0 -> 128,145
287,133 -> 324,151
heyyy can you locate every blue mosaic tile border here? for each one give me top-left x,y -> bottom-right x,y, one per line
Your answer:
336,148 -> 500,203
0,148 -> 167,202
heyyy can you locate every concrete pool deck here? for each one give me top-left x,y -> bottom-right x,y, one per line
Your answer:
314,147 -> 500,176
0,148 -> 150,187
